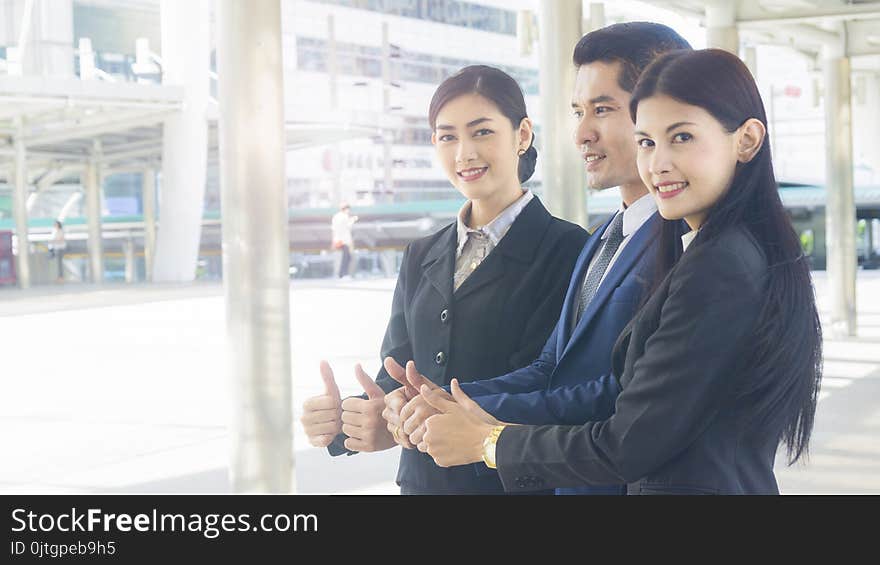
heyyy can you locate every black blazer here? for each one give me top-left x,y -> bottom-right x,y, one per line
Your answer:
497,223 -> 780,494
329,197 -> 588,494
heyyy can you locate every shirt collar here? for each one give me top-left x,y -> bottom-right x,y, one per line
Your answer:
456,190 -> 534,255
600,191 -> 657,240
681,228 -> 700,252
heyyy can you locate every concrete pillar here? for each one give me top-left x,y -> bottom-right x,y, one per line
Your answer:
586,2 -> 605,33
84,141 -> 104,284
123,238 -> 135,283
30,0 -> 75,77
328,15 -> 343,206
705,0 -> 739,55
142,169 -> 157,281
217,0 -> 293,493
866,220 -> 874,262
823,39 -> 857,337
327,14 -> 338,111
12,118 -> 30,289
1,0 -> 75,77
537,0 -> 586,227
381,22 -> 394,198
744,45 -> 758,79
852,73 -> 880,184
0,2 -> 16,47
153,0 -> 210,282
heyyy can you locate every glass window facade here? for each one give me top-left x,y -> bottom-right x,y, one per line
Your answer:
311,0 -> 517,35
297,37 -> 539,95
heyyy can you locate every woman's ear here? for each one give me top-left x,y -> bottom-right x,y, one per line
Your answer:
431,131 -> 438,146
518,117 -> 533,150
736,118 -> 766,163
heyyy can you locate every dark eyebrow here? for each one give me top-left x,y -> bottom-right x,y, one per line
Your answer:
633,121 -> 698,137
665,121 -> 696,133
467,117 -> 492,128
588,95 -> 616,105
435,117 -> 493,131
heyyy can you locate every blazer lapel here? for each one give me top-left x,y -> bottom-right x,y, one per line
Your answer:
420,224 -> 455,305
452,249 -> 506,301
453,197 -> 551,302
555,214 -> 613,358
561,212 -> 660,361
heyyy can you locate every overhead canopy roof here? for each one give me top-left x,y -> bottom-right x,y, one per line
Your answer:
0,75 -> 383,180
0,76 -> 180,172
643,0 -> 880,65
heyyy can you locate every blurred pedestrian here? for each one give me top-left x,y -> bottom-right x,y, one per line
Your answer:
48,220 -> 66,283
331,202 -> 357,279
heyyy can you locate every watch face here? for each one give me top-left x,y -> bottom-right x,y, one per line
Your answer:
482,437 -> 497,468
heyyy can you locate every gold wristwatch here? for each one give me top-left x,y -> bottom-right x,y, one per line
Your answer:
481,425 -> 506,469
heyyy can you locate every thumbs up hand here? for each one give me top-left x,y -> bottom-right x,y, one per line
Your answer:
381,357 -> 416,449
300,360 -> 343,448
384,356 -> 419,399
419,379 -> 504,468
398,360 -> 449,446
354,363 -> 385,400
340,363 -> 397,453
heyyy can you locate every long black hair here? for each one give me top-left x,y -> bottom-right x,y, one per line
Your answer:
574,22 -> 693,296
630,49 -> 822,464
428,65 -> 537,184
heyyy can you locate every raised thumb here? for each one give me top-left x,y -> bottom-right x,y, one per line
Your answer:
320,360 -> 341,402
406,361 -> 438,391
355,363 -> 384,399
450,378 -> 482,414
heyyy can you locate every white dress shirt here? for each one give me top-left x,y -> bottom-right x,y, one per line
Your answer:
453,190 -> 534,291
584,191 -> 658,288
455,190 -> 534,256
681,228 -> 700,252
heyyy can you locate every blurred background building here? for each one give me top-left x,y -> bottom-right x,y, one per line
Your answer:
1,0 -> 878,288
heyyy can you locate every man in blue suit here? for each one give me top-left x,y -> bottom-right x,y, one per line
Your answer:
383,22 -> 692,495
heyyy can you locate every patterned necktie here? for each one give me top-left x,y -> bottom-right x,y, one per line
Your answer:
575,212 -> 625,326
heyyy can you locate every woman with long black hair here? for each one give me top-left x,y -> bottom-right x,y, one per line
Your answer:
417,49 -> 823,495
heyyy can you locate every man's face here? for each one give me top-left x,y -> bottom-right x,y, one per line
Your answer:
571,61 -> 641,192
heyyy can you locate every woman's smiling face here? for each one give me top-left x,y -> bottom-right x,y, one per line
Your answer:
432,93 -> 527,201
634,95 -> 741,230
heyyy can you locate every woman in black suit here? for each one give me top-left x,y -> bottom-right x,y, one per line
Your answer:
418,49 -> 823,495
299,66 -> 588,494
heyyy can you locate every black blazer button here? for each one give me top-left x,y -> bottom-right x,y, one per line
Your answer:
440,309 -> 449,323
435,351 -> 446,365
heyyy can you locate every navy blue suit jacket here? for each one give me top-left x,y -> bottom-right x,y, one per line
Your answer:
458,211 -> 663,494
